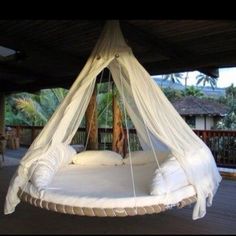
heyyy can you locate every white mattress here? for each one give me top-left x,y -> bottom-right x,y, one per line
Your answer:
25,163 -> 196,209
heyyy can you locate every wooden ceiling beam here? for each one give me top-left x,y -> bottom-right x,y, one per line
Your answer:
121,21 -> 219,78
198,67 -> 219,78
0,75 -> 75,94
143,49 -> 236,75
0,29 -> 87,77
1,70 -> 112,94
121,21 -> 184,59
0,61 -> 48,79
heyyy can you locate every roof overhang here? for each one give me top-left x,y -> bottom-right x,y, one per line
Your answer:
1,20 -> 236,93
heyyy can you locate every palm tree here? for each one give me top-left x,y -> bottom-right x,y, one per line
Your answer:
184,72 -> 189,88
163,73 -> 184,87
15,96 -> 48,125
196,73 -> 218,89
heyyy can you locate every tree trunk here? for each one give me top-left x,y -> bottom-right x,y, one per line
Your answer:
185,72 -> 189,88
112,91 -> 126,157
85,85 -> 98,150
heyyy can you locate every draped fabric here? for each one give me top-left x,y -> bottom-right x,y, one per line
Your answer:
4,21 -> 221,220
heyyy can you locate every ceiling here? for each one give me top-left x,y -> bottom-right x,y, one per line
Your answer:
1,20 -> 236,93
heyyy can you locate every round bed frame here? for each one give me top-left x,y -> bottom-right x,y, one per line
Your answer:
18,189 -> 197,217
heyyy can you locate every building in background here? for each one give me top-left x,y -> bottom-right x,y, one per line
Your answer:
172,96 -> 229,130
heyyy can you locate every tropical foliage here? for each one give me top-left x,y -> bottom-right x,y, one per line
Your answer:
97,83 -> 113,128
5,88 -> 68,126
5,83 -> 134,129
181,86 -> 204,97
216,84 -> 236,130
5,82 -> 236,130
161,86 -> 203,101
161,87 -> 182,102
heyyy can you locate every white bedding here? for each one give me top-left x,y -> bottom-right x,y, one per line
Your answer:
25,163 -> 196,209
72,150 -> 123,166
28,143 -> 76,189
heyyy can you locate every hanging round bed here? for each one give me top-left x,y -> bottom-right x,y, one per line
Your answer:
4,21 -> 221,220
17,152 -> 197,217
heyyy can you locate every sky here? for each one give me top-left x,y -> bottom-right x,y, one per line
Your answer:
186,68 -> 236,88
153,67 -> 236,88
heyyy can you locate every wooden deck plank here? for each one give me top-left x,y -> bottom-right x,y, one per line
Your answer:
0,164 -> 236,234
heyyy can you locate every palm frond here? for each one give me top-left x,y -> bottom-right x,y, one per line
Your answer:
14,97 -> 47,125
196,77 -> 204,85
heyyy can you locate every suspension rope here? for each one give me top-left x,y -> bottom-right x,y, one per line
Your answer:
118,63 -> 137,213
142,118 -> 162,171
84,70 -> 105,150
103,71 -> 111,150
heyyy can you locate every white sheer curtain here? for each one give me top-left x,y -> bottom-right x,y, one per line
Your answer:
109,54 -> 222,219
4,22 -> 118,214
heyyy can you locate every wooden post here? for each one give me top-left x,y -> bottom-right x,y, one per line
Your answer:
0,93 -> 5,136
16,125 -> 20,138
112,86 -> 125,157
0,93 -> 6,164
204,115 -> 207,130
202,130 -> 208,144
85,84 -> 98,150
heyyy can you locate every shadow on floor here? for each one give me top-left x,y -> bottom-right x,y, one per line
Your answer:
5,147 -> 28,160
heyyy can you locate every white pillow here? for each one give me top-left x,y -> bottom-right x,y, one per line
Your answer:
29,161 -> 54,190
29,143 -> 76,189
150,157 -> 189,196
70,144 -> 84,153
72,150 -> 123,166
123,150 -> 170,165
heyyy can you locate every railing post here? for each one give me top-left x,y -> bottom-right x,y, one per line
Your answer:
0,93 -> 5,137
98,128 -> 101,148
16,125 -> 20,138
202,130 -> 208,143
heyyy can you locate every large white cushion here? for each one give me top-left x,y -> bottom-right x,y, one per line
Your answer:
29,143 -> 76,189
72,150 -> 123,166
150,157 -> 189,196
123,150 -> 171,165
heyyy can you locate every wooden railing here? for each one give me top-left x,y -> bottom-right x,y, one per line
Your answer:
97,128 -> 141,152
7,125 -> 236,168
193,129 -> 236,168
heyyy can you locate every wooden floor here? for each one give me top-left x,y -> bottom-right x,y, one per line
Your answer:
0,154 -> 236,234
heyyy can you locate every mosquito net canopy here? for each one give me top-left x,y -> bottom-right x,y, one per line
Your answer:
4,21 -> 222,220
